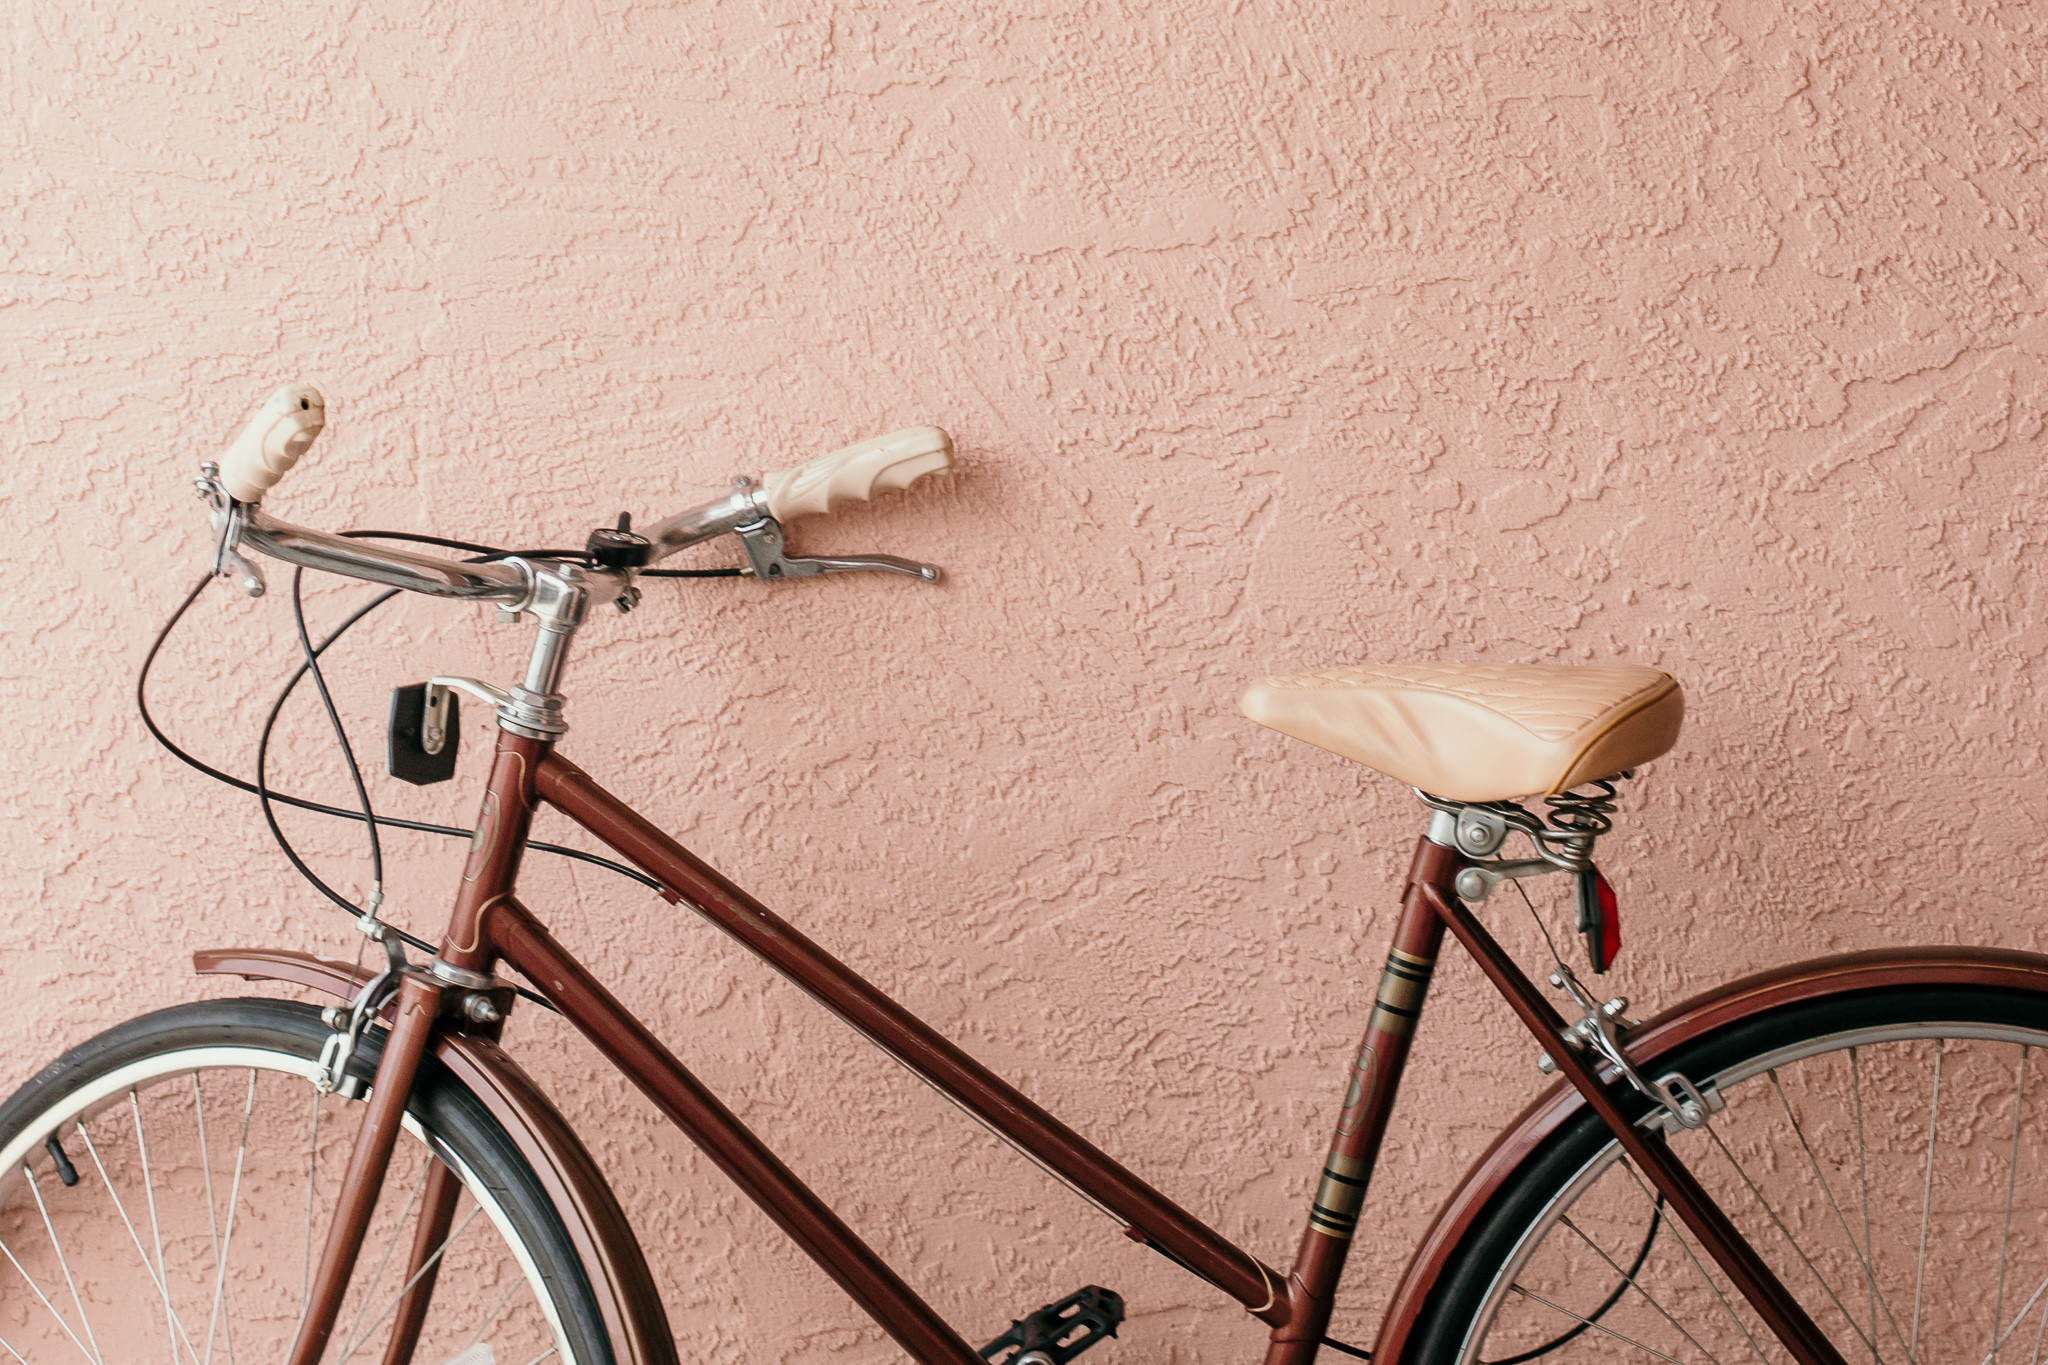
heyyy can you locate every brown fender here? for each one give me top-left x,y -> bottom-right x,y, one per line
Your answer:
1371,945 -> 2048,1363
195,947 -> 678,1365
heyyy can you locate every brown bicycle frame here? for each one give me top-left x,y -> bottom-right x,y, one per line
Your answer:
284,727 -> 1849,1365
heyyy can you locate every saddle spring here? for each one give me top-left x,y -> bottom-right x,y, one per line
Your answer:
1542,774 -> 1627,863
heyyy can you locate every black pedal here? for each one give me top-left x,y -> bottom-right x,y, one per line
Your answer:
388,683 -> 459,786
979,1286 -> 1124,1365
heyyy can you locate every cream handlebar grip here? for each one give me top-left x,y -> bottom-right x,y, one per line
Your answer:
760,425 -> 953,523
219,384 -> 327,503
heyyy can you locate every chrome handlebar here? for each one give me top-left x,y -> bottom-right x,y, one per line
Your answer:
191,452 -> 942,743
238,507 -> 534,602
642,483 -> 773,561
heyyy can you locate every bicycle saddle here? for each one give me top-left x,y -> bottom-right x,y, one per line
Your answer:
1240,662 -> 1683,802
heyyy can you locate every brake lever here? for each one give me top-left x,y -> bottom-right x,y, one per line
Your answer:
734,517 -> 942,584
195,462 -> 268,597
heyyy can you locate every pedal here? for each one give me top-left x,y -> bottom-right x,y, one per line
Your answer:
979,1286 -> 1124,1365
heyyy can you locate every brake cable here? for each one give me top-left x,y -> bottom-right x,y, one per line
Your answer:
138,532 -> 739,1004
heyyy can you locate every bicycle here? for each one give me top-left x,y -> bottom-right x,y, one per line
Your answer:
0,382 -> 2041,1365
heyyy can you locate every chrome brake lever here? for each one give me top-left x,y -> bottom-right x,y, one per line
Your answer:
195,462 -> 268,597
735,517 -> 942,584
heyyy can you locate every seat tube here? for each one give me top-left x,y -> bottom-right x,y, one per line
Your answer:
1263,831 -> 1457,1365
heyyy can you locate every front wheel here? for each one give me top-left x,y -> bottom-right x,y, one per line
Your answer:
1410,985 -> 2048,1364
0,998 -> 612,1365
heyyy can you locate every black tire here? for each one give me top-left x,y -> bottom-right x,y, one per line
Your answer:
1406,985 -> 2048,1364
0,997 -> 613,1365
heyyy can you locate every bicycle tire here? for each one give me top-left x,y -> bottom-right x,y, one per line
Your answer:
0,997 -> 613,1365
1406,984 -> 2048,1364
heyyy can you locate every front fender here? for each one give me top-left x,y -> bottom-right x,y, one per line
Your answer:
195,947 -> 678,1365
1370,945 -> 2048,1363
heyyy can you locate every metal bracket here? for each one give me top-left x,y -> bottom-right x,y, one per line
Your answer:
421,682 -> 453,756
1639,1072 -> 1725,1136
1454,858 -> 1566,902
735,517 -> 941,585
429,675 -> 566,742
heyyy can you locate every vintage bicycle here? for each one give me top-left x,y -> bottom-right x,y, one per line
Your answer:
0,383 -> 2042,1365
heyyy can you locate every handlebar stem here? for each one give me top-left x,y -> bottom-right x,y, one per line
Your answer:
215,491 -> 632,742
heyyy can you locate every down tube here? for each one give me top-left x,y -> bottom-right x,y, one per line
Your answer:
534,751 -> 1293,1328
489,900 -> 984,1365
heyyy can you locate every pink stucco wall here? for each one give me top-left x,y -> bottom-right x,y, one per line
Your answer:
7,2 -> 2047,1361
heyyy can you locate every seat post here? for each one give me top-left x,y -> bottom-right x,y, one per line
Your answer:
1261,821 -> 1458,1365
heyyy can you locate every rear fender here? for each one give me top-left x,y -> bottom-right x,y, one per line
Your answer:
195,947 -> 678,1365
1371,946 -> 2048,1363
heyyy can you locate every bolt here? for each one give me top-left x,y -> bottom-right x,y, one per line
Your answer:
1536,1052 -> 1556,1074
1601,997 -> 1629,1018
320,1005 -> 348,1031
1549,972 -> 1565,988
1681,1102 -> 1704,1127
462,994 -> 502,1024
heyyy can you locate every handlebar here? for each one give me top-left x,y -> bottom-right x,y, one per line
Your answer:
238,509 -> 531,603
204,385 -> 954,598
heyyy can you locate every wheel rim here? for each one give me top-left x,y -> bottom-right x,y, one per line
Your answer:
0,1044 -> 579,1365
1456,1020 -> 2048,1364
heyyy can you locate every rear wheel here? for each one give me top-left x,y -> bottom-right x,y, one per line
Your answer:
1410,985 -> 2048,1363
0,998 -> 610,1365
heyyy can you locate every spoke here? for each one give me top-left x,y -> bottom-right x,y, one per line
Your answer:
191,1076 -> 222,1335
132,1089 -> 182,1365
75,1121 -> 202,1365
24,1159 -> 105,1365
1560,1213 -> 1722,1364
1508,1283 -> 1691,1364
1978,1271 -> 2048,1365
0,1329 -> 29,1365
202,1071 -> 255,1365
2029,1292 -> 2048,1365
1854,1049 -> 1877,1365
1615,1161 -> 1770,1365
459,1277 -> 527,1353
0,1217 -> 101,1365
1913,1038 -> 1943,1359
336,1161 -> 430,1357
1767,1068 -> 1912,1361
1993,1048 -> 2030,1364
333,1201 -> 485,1364
1705,1122 -> 1881,1356
518,1350 -> 559,1365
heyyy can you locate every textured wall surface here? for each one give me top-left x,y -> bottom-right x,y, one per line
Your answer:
6,1 -> 2048,1361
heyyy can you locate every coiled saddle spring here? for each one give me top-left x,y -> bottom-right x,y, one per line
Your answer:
1540,773 -> 1629,865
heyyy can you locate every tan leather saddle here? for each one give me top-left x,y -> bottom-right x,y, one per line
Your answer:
1241,662 -> 1683,803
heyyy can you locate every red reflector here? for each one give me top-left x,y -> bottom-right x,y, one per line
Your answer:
1576,866 -> 1622,974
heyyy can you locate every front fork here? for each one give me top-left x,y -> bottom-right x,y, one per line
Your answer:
1266,828 -> 1848,1365
286,972 -> 448,1365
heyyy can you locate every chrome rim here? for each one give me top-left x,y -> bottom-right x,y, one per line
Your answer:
0,1043 -> 577,1365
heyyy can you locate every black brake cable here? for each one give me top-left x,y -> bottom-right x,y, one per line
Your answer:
137,532 -> 734,1000
276,566 -> 384,906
